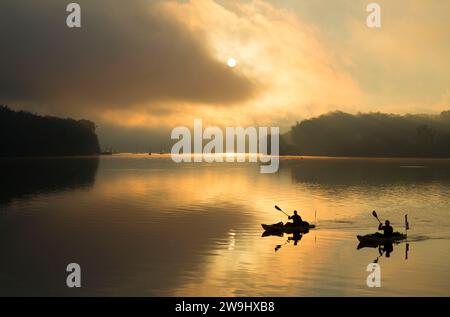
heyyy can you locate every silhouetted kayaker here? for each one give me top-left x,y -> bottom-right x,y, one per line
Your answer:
288,210 -> 303,226
378,220 -> 393,237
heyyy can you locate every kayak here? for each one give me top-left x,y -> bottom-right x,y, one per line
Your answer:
261,222 -> 315,233
357,232 -> 407,245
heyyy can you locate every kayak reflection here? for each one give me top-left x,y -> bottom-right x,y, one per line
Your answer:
261,230 -> 309,252
357,240 -> 411,262
358,241 -> 394,261
288,231 -> 303,246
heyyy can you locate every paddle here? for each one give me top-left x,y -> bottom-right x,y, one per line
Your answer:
275,239 -> 289,252
372,210 -> 382,225
275,205 -> 290,218
374,247 -> 385,264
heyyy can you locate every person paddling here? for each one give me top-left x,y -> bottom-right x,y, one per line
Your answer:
288,210 -> 303,226
378,220 -> 394,238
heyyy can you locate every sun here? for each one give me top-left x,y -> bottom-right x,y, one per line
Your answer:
227,58 -> 237,68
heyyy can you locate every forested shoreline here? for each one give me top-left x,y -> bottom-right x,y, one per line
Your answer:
3,105 -> 450,158
0,106 -> 100,157
282,111 -> 450,157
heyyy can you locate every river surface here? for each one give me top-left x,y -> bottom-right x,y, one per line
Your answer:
1,155 -> 450,296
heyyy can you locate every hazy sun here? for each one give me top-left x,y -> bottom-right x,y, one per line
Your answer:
227,58 -> 237,68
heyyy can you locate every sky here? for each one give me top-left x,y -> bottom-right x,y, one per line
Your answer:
1,0 -> 449,151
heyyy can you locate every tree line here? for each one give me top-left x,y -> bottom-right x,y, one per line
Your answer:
282,110 -> 450,157
0,105 -> 100,157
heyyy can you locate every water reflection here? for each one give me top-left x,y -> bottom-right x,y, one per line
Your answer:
357,240 -> 395,258
262,231 -> 308,252
0,157 -> 99,206
357,241 -> 411,264
287,157 -> 450,185
1,156 -> 450,296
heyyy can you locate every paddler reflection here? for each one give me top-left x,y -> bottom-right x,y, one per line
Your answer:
262,230 -> 308,252
288,231 -> 302,246
374,242 -> 394,263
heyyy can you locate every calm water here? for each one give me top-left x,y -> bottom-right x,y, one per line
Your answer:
1,155 -> 450,296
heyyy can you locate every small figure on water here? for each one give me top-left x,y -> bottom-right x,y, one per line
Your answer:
378,220 -> 394,238
288,210 -> 303,226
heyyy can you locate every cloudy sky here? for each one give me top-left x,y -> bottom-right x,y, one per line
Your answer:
1,0 -> 449,150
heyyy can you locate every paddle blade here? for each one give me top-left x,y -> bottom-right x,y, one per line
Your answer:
372,210 -> 378,218
275,205 -> 282,211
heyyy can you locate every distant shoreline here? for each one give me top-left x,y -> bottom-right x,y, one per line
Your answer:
4,153 -> 450,161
